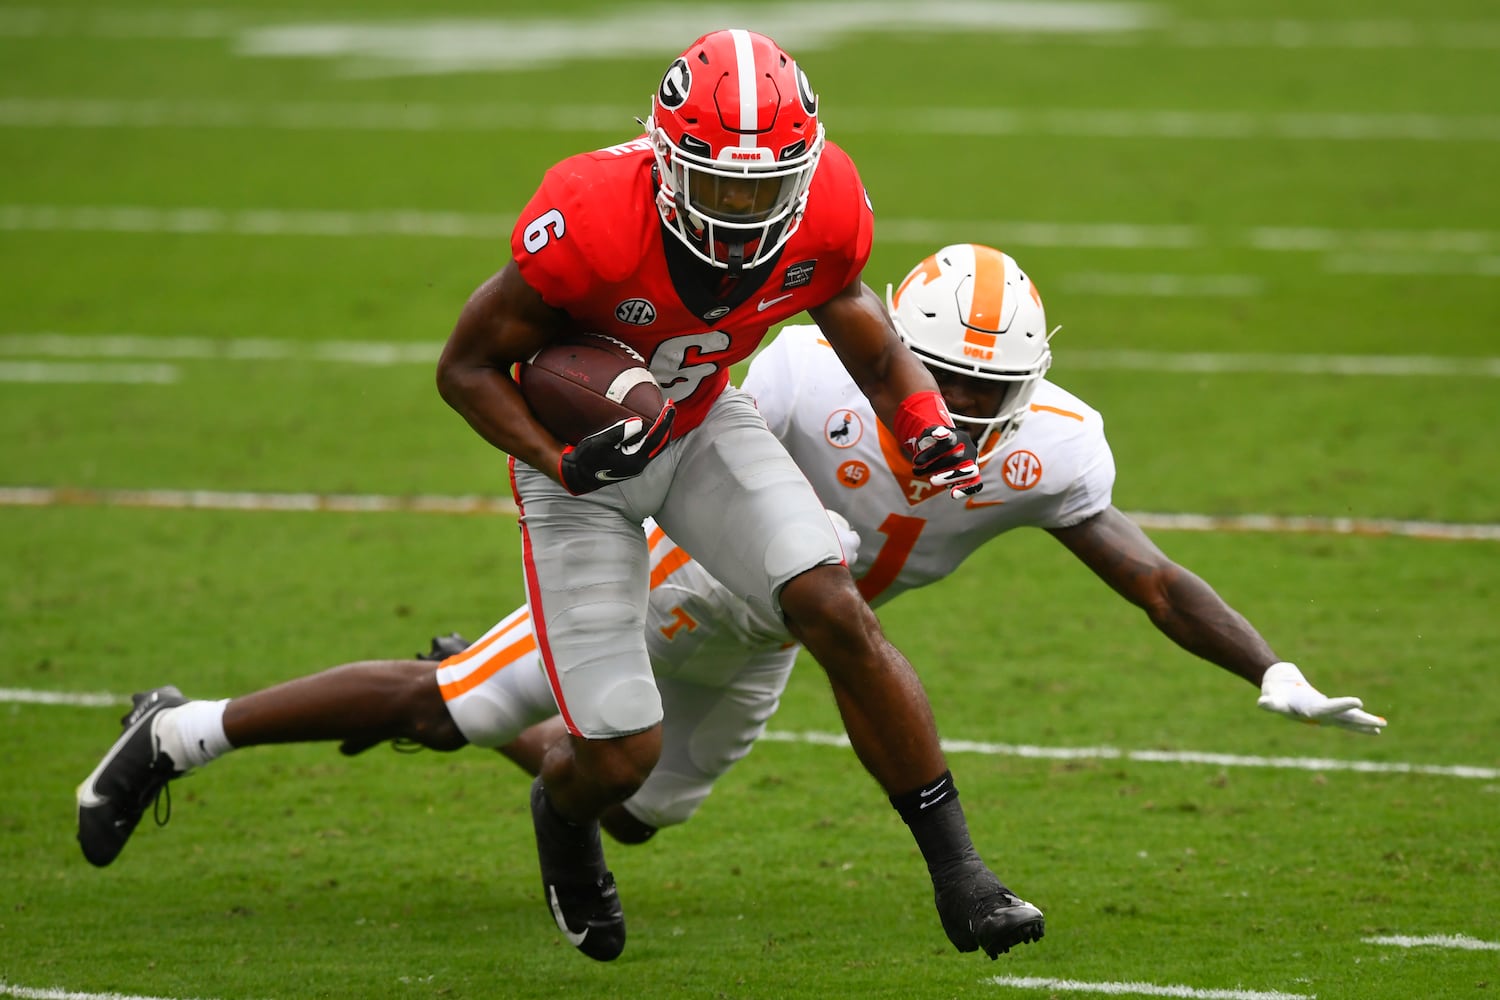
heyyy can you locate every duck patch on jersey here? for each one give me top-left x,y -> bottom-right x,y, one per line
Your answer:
824,408 -> 863,448
1001,450 -> 1043,491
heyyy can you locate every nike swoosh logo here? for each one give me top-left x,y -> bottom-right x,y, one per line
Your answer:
757,293 -> 795,312
964,496 -> 1005,510
76,706 -> 160,810
76,782 -> 109,809
594,470 -> 632,482
918,791 -> 952,809
548,885 -> 589,947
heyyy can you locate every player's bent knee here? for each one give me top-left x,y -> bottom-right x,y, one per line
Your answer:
573,725 -> 663,802
779,565 -> 877,649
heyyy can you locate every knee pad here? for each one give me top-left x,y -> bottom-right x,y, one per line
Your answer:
576,674 -> 663,739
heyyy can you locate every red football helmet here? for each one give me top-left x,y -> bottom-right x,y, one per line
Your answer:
646,29 -> 825,271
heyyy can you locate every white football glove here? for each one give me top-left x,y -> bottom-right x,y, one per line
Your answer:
1256,662 -> 1386,735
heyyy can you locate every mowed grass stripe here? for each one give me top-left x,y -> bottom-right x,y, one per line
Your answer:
6,98 -> 1500,143
6,333 -> 1500,378
2,206 -> 1498,269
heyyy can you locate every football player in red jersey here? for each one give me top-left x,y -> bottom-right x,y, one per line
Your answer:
429,28 -> 1035,962
72,30 -> 1038,964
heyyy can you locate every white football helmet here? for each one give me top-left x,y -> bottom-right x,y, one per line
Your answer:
645,28 -> 825,272
886,244 -> 1057,461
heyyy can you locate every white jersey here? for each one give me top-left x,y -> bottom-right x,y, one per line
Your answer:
440,322 -> 1118,829
748,324 -> 1116,608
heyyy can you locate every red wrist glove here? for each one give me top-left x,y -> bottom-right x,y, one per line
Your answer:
895,392 -> 983,499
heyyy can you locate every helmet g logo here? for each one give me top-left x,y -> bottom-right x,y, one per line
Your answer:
658,58 -> 691,110
794,64 -> 817,115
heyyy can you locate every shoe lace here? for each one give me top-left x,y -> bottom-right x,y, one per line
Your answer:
149,781 -> 172,828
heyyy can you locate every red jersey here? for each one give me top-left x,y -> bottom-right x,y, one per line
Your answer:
510,135 -> 874,436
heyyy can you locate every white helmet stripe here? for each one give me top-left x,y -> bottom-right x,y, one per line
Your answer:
730,28 -> 757,148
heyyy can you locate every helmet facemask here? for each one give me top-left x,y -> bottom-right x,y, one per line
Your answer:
647,29 -> 825,272
914,349 -> 1053,461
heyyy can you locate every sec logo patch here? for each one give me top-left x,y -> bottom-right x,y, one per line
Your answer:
1001,450 -> 1043,490
824,409 -> 862,448
836,460 -> 870,488
614,298 -> 656,325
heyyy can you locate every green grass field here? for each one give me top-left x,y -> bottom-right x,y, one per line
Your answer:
3,1 -> 1498,998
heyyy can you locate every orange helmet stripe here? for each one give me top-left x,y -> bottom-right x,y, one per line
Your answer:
967,244 -> 1009,332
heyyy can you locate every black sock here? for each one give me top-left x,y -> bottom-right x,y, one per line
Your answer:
535,779 -> 599,850
889,770 -> 981,878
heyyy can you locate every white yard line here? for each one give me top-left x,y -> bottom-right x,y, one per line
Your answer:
0,983 -> 221,1000
0,333 -> 439,364
764,731 -> 1499,781
1063,350 -> 1500,377
2,5 -> 1498,54
0,486 -> 517,516
5,98 -> 1500,144
1362,934 -> 1500,951
2,485 -> 1498,543
0,688 -> 122,708
1124,512 -> 1500,542
988,977 -> 1311,999
6,688 -> 1494,782
2,206 -> 1495,277
0,361 -> 179,384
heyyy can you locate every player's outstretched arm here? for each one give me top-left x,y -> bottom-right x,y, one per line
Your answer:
809,277 -> 982,498
1049,506 -> 1385,734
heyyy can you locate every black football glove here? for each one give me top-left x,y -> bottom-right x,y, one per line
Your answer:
558,403 -> 675,495
911,425 -> 983,498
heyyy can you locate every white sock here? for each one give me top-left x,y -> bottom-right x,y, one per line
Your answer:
155,699 -> 231,770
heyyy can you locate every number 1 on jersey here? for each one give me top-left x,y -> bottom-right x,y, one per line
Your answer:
855,513 -> 926,603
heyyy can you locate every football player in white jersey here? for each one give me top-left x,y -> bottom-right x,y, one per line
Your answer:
462,243 -> 1386,842
78,244 -> 1383,874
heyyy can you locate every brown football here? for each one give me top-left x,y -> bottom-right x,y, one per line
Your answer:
517,333 -> 667,445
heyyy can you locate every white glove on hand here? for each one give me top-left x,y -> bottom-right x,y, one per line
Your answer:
1257,662 -> 1386,735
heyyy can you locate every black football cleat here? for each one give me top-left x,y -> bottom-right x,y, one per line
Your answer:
934,863 -> 1045,959
76,686 -> 189,867
530,777 -> 626,961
